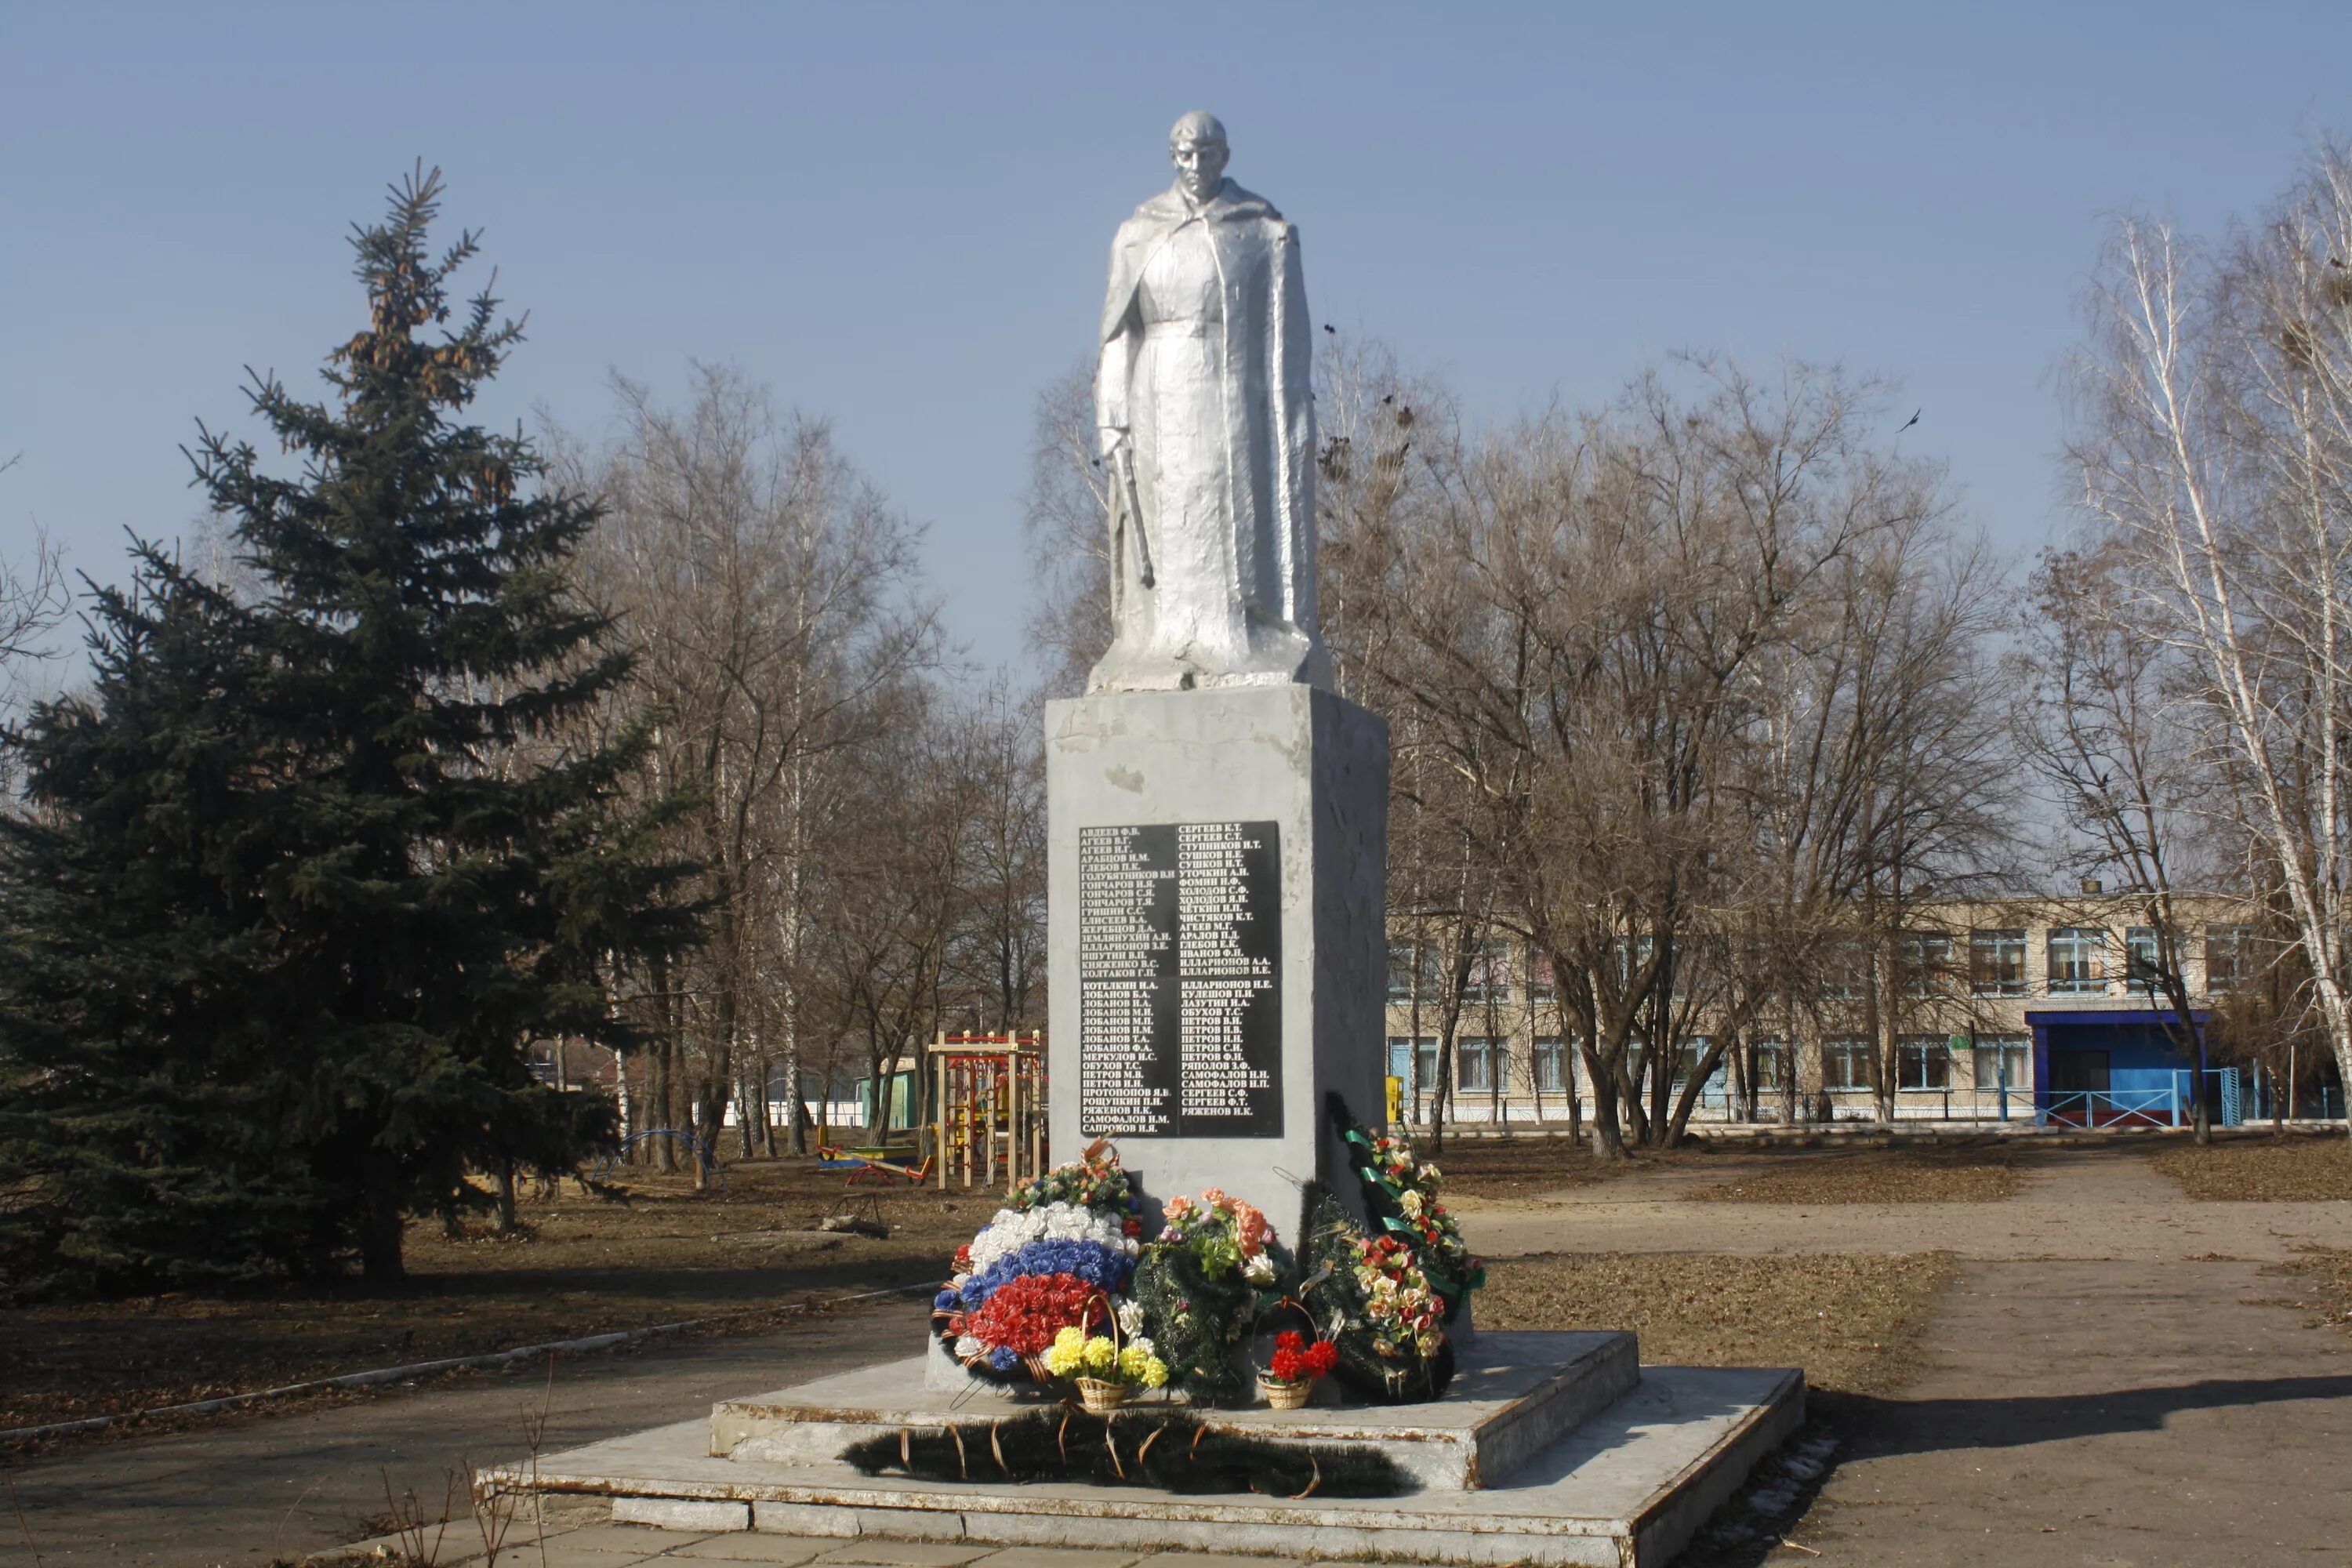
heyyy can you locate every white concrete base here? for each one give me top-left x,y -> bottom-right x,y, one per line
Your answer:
610,1497 -> 751,1532
717,1331 -> 1635,1491
485,1361 -> 1802,1566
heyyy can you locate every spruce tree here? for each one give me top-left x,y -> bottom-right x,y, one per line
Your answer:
0,169 -> 691,1290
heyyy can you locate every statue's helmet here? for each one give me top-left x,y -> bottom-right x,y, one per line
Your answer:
1170,111 -> 1228,150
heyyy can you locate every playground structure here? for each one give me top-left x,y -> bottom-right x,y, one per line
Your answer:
928,1030 -> 1047,1191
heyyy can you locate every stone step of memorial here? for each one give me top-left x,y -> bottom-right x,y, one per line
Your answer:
481,1361 -> 1804,1568
711,1330 -> 1637,1491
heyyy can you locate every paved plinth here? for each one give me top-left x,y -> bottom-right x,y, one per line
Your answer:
715,1331 -> 1636,1490
485,1338 -> 1802,1567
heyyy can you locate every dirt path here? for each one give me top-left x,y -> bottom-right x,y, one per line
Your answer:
1455,1143 -> 2352,1261
0,1301 -> 933,1568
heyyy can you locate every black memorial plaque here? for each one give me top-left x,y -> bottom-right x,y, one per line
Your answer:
1079,821 -> 1281,1138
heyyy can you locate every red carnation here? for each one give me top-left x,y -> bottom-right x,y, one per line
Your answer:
1304,1340 -> 1338,1376
1270,1347 -> 1303,1381
1275,1330 -> 1305,1354
964,1272 -> 1103,1356
1122,1218 -> 1142,1237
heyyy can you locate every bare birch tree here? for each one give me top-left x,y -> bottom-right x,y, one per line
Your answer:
2069,145 -> 2352,1132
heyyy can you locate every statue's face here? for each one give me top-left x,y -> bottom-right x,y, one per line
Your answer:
1171,134 -> 1229,203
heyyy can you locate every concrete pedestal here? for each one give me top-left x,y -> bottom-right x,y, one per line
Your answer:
481,1334 -> 1804,1567
1045,684 -> 1389,1233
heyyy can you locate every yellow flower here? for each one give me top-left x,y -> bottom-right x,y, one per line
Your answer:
1042,1324 -> 1090,1376
1083,1334 -> 1118,1373
1139,1356 -> 1169,1389
1117,1344 -> 1152,1380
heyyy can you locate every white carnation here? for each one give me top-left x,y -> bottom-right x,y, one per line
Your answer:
954,1334 -> 983,1359
1243,1252 -> 1277,1285
963,1201 -> 1131,1276
1116,1301 -> 1145,1337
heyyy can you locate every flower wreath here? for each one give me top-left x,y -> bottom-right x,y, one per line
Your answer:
933,1144 -> 1145,1383
1327,1092 -> 1484,1319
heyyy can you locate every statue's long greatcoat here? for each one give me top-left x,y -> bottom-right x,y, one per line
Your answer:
1095,179 -> 1320,688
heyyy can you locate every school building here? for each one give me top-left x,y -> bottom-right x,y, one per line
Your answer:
1382,895 -> 2343,1130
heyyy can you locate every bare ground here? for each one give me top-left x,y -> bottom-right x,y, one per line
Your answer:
1,1161 -> 975,1439
2150,1129 -> 2352,1200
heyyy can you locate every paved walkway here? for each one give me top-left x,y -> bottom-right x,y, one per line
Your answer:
1793,1256 -> 2352,1564
0,1305 -> 937,1568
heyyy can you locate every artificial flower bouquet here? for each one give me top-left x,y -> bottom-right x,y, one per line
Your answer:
1361,1134 -> 1483,1299
935,1149 -> 1145,1383
1128,1186 -> 1294,1404
1007,1137 -> 1138,1218
1154,1187 -> 1279,1285
1041,1300 -> 1171,1413
1331,1100 -> 1484,1322
1351,1233 -> 1447,1359
1258,1327 -> 1338,1410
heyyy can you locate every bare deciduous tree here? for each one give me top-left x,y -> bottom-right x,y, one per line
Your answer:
2068,143 -> 2352,1134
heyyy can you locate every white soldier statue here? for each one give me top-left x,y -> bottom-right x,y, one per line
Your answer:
1093,111 -> 1330,694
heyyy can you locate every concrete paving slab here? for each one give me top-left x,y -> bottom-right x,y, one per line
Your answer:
663,1536 -> 834,1563
962,1548 -> 1152,1568
809,1543 -> 995,1566
1132,1556 -> 1308,1568
542,1523 -> 718,1555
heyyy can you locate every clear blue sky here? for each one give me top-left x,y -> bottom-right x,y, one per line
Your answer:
7,2 -> 2349,679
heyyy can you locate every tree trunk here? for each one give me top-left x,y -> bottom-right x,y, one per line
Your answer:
358,1161 -> 406,1285
1581,1043 -> 1629,1159
495,1159 -> 519,1236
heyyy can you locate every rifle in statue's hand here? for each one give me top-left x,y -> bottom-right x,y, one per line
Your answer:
1113,441 -> 1155,589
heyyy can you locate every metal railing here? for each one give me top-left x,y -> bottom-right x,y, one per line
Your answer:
2038,1088 -> 2180,1128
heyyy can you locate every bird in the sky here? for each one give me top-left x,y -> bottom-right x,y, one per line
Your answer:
1323,323 -> 1337,334
1898,408 -> 1921,434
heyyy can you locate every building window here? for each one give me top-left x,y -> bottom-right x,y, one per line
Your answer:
1463,942 -> 1512,1004
1671,1038 -> 1721,1087
2205,925 -> 2256,994
1970,929 -> 2027,996
1533,1036 -> 1570,1093
1897,931 -> 1953,996
1973,1035 -> 2029,1090
2047,927 -> 2107,994
2124,927 -> 2170,992
1897,1036 -> 1950,1091
1751,1039 -> 1788,1090
1822,1038 -> 1872,1091
1457,1036 -> 1496,1093
1386,941 -> 1443,1003
1526,951 -> 1557,1003
1387,1036 -> 1436,1091
1821,938 -> 1867,1000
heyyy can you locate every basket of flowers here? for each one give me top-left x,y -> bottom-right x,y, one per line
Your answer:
1041,1301 -> 1169,1414
1258,1328 -> 1338,1410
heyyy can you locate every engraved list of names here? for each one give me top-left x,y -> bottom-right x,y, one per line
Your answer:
1079,822 -> 1281,1138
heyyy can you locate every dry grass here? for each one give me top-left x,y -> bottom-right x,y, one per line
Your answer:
1479,1250 -> 1953,1396
0,1157 -> 979,1437
2277,1250 -> 2352,1334
1406,1133 -> 1650,1198
1681,1144 -> 2027,1205
2151,1134 -> 2352,1201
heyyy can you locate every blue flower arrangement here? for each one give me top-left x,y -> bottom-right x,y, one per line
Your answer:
949,1238 -> 1135,1313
